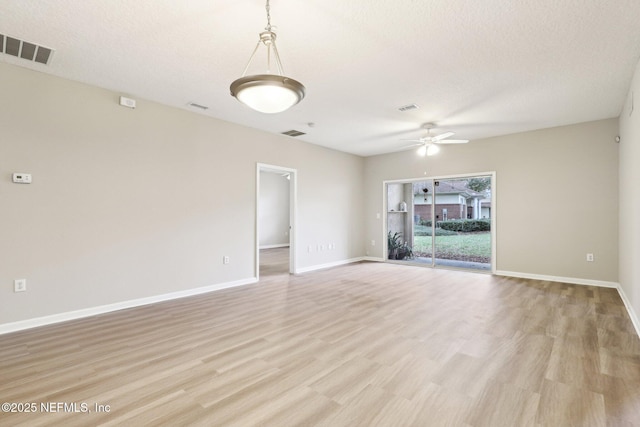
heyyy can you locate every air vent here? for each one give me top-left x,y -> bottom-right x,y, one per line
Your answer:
188,102 -> 209,110
398,104 -> 419,112
0,34 -> 53,65
281,130 -> 306,137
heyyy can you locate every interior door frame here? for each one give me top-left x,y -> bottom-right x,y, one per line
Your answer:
383,171 -> 497,274
256,163 -> 298,279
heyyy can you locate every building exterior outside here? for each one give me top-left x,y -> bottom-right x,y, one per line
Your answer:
413,181 -> 490,222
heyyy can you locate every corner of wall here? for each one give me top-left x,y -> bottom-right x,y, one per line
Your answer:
618,57 -> 640,341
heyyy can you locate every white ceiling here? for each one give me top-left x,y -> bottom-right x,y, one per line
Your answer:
2,0 -> 640,156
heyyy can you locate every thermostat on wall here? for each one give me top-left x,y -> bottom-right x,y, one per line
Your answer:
12,173 -> 32,184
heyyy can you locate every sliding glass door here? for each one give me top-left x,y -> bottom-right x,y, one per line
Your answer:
432,177 -> 492,270
386,174 -> 493,272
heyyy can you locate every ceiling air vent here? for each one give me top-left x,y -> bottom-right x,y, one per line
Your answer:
398,104 -> 419,112
0,34 -> 54,65
188,102 -> 209,110
281,130 -> 306,137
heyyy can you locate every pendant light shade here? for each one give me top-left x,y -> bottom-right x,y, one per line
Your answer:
230,74 -> 305,114
230,1 -> 305,114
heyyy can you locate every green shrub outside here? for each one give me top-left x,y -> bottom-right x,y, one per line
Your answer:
417,219 -> 490,232
439,219 -> 490,232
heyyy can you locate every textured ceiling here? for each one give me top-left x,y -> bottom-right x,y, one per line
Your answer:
2,0 -> 640,156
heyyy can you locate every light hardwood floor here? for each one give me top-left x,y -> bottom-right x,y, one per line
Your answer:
1,253 -> 640,426
259,247 -> 290,277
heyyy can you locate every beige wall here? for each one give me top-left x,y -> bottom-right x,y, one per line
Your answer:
0,62 -> 365,326
365,119 -> 619,283
619,58 -> 640,330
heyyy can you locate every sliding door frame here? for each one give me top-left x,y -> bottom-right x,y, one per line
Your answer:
383,171 -> 497,274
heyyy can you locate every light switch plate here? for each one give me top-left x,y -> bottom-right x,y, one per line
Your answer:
14,279 -> 26,292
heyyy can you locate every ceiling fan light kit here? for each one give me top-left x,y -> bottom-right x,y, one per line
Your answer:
416,143 -> 440,157
230,0 -> 306,114
402,123 -> 469,156
426,143 -> 440,156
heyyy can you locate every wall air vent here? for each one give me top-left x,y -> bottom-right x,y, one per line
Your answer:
0,34 -> 54,65
398,104 -> 419,112
281,130 -> 306,137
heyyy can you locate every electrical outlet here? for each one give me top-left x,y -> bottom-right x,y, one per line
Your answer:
12,173 -> 32,184
223,256 -> 230,265
308,245 -> 312,252
586,253 -> 594,262
14,279 -> 26,292
371,240 -> 376,246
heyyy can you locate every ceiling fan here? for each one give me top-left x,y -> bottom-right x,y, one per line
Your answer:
402,123 -> 469,156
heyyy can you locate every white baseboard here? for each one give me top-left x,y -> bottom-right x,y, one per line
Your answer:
495,270 -> 618,288
259,244 -> 290,249
616,284 -> 640,339
362,256 -> 385,262
0,277 -> 258,335
296,257 -> 368,274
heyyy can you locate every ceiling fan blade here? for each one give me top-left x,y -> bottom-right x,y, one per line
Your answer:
431,131 -> 455,142
400,138 -> 427,143
402,142 -> 424,148
435,139 -> 469,144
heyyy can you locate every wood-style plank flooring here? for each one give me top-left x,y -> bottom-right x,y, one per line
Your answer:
1,249 -> 640,426
259,246 -> 291,277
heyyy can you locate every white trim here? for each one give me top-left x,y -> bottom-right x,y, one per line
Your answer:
384,171 -> 497,184
616,284 -> 640,339
382,180 -> 388,262
495,270 -> 618,288
363,256 -> 385,262
259,244 -> 290,249
289,172 -> 298,274
0,277 -> 257,335
296,257 -> 367,274
490,172 -> 497,275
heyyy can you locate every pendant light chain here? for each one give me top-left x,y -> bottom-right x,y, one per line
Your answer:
265,0 -> 272,31
265,0 -> 273,74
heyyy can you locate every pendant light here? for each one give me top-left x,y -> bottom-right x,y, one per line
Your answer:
230,0 -> 305,114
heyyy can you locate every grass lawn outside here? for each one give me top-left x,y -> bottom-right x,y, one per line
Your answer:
413,231 -> 491,263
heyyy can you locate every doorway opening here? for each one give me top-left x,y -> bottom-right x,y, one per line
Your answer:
256,163 -> 297,279
385,173 -> 495,272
